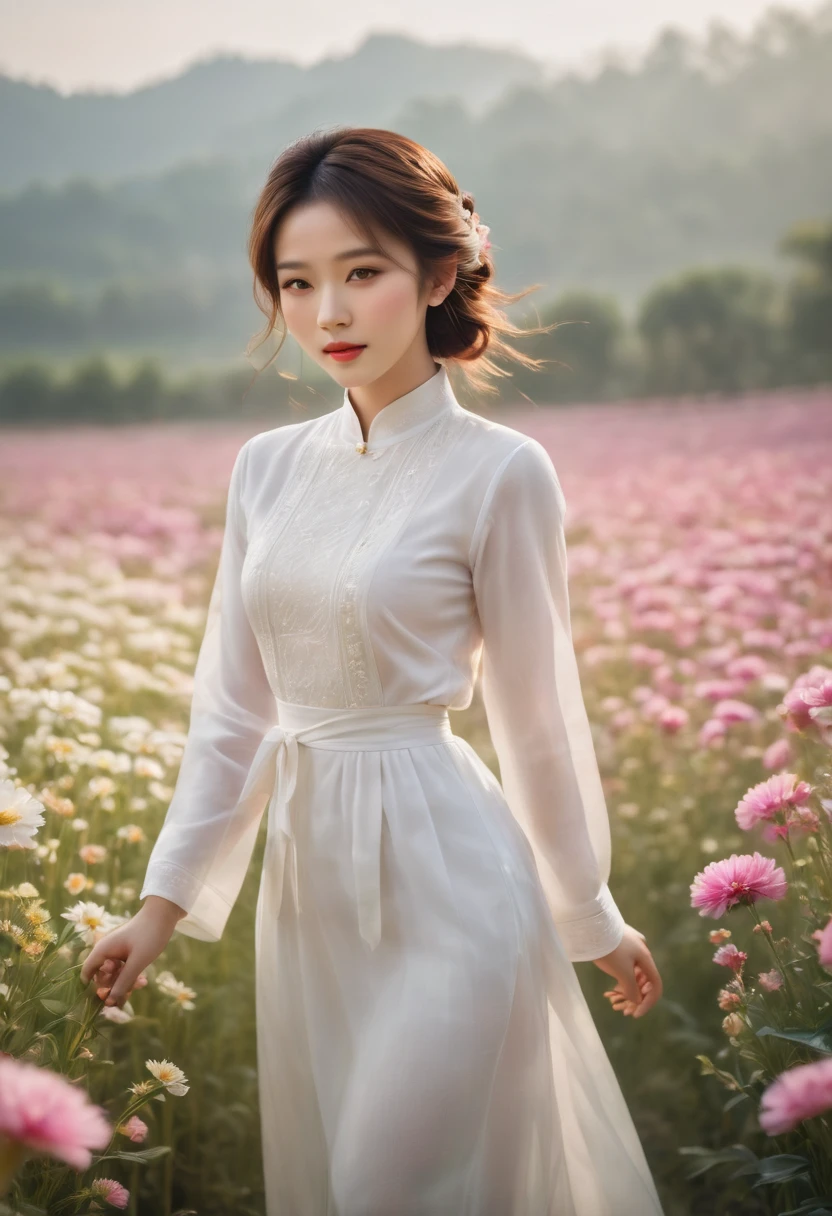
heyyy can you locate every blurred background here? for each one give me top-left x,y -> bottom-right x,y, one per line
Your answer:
1,5 -> 831,1216
1,0 -> 830,421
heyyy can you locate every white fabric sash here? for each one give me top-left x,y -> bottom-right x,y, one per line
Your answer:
236,700 -> 454,950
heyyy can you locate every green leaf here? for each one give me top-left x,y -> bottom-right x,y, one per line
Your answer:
778,1201 -> 832,1216
97,1145 -> 172,1164
742,1154 -> 810,1187
678,1143 -> 757,1180
695,1054 -> 743,1091
756,1017 -> 832,1055
39,998 -> 67,1015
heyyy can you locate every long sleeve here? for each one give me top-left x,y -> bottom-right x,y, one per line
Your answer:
139,437 -> 277,941
470,438 -> 626,963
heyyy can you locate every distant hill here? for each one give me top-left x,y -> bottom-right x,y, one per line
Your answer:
0,33 -> 544,191
0,7 -> 830,368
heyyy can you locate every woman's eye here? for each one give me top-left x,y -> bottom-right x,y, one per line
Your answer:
280,268 -> 378,291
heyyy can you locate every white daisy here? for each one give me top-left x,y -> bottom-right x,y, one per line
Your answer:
101,1002 -> 134,1023
145,1058 -> 189,1096
0,780 -> 46,849
60,900 -> 121,946
133,756 -> 165,780
155,970 -> 197,1010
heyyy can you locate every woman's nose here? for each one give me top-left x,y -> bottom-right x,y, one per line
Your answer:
317,284 -> 351,329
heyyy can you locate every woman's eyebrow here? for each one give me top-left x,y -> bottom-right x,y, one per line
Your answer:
276,246 -> 387,270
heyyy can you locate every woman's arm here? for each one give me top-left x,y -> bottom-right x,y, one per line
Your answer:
138,436 -> 277,941
470,438 -> 626,962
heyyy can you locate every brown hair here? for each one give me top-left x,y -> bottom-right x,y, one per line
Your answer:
246,126 -> 552,396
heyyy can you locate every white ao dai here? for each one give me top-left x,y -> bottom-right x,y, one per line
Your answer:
140,363 -> 664,1215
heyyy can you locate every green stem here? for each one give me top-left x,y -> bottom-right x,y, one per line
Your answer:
748,905 -> 800,1007
162,1098 -> 174,1216
814,837 -> 832,899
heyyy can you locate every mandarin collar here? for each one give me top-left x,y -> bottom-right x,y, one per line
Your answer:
335,363 -> 459,451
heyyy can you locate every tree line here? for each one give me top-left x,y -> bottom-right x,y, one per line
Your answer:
1,215 -> 828,425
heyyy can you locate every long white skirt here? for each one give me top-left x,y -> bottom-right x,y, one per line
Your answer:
251,700 -> 665,1216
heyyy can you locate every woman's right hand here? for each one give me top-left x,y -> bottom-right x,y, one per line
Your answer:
79,896 -> 186,1009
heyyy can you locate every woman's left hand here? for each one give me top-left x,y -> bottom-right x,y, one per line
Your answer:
592,924 -> 663,1019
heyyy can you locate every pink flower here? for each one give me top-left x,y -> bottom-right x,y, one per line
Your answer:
695,678 -> 743,702
804,676 -> 832,731
91,1178 -> 130,1208
758,969 -> 784,992
759,1057 -> 832,1135
0,1055 -> 111,1170
117,1115 -> 148,1143
713,943 -> 747,971
722,1013 -> 744,1037
760,806 -> 820,843
90,1177 -> 128,1206
718,988 -> 743,1010
691,852 -> 788,918
762,738 -> 791,770
734,772 -> 813,831
657,705 -> 688,733
726,655 -> 769,681
713,699 -> 760,724
699,718 -> 727,747
782,666 -> 832,731
709,928 -> 732,945
813,918 -> 832,971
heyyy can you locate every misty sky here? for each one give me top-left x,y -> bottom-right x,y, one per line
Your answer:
0,0 -> 821,93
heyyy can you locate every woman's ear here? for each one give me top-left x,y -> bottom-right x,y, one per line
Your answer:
427,256 -> 458,308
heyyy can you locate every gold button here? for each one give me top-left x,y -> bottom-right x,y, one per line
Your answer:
355,442 -> 367,454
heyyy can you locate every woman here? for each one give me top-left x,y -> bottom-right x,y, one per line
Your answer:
81,127 -> 665,1215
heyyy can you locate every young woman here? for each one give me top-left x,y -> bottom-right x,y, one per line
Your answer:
81,127 -> 665,1215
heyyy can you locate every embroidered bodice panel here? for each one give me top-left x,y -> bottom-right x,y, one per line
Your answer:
240,385 -> 482,710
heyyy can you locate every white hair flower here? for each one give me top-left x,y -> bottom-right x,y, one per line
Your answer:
457,196 -> 492,265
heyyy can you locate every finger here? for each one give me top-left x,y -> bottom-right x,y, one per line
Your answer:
103,962 -> 143,1008
618,965 -> 641,1007
93,960 -> 118,986
96,963 -> 138,1001
81,942 -> 124,985
80,950 -> 103,985
605,991 -> 634,1014
635,950 -> 662,998
632,952 -> 663,1018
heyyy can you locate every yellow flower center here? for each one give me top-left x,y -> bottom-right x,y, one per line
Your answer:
0,808 -> 22,826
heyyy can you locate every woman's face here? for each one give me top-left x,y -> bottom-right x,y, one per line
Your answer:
273,199 -> 453,389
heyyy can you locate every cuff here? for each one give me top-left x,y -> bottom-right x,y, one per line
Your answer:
140,860 -> 231,943
554,882 -> 627,962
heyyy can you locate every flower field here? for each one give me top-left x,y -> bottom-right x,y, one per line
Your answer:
0,386 -> 831,1215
